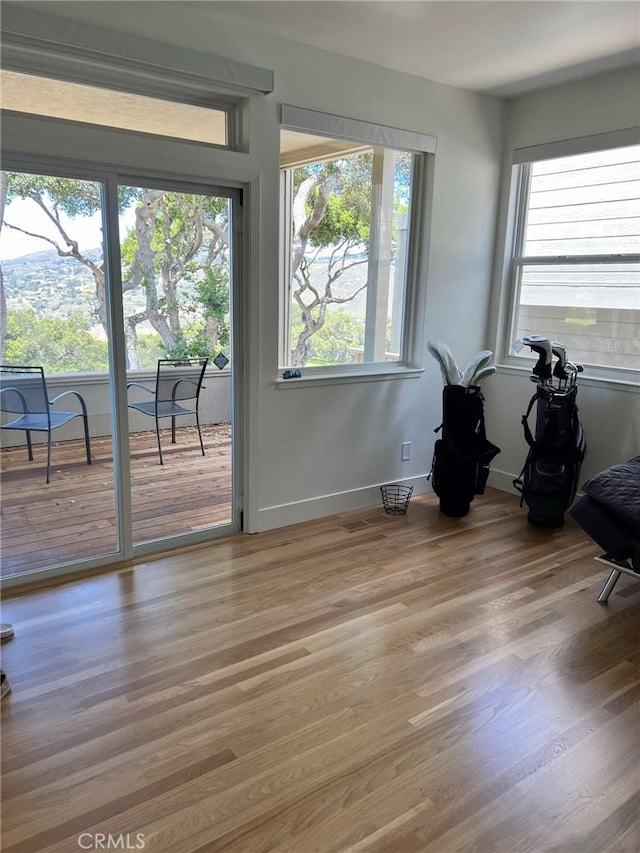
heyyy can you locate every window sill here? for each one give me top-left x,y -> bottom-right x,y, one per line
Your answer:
274,365 -> 424,388
496,362 -> 639,394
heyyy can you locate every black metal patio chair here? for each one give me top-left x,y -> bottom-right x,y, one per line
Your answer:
0,364 -> 92,484
127,357 -> 208,465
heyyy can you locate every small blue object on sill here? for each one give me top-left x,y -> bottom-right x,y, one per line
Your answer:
282,369 -> 302,379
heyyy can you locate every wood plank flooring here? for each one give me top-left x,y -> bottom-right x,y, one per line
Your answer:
1,490 -> 639,852
0,425 -> 232,579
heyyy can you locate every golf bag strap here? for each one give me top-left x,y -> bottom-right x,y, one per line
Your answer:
513,450 -> 530,506
521,393 -> 537,448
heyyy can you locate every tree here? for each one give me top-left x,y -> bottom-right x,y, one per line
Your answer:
0,172 -> 7,355
3,309 -> 109,372
0,174 -> 230,369
291,310 -> 365,365
287,149 -> 413,367
288,153 -> 372,366
119,189 -> 230,365
2,174 -> 119,332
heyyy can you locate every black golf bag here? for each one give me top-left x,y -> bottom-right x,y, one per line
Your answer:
513,384 -> 586,527
429,384 -> 501,517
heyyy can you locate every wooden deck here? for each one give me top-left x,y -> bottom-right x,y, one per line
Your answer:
0,424 -> 232,580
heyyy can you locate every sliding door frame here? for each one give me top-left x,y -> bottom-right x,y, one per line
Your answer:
114,171 -> 244,558
1,125 -> 251,589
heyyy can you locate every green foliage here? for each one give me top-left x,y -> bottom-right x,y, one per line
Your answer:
291,310 -> 365,365
3,309 -> 109,372
160,328 -> 209,361
6,173 -> 139,216
298,152 -> 373,249
7,174 -> 101,217
119,230 -> 138,267
311,193 -> 369,246
136,333 -> 165,369
161,263 -> 231,360
196,264 -> 230,347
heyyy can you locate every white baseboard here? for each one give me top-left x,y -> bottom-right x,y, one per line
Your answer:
487,467 -> 521,496
254,474 -> 432,532
252,468 -> 523,533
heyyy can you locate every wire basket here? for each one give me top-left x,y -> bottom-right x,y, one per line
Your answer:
380,484 -> 413,515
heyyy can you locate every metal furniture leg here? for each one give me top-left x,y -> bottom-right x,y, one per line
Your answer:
597,569 -> 621,603
594,555 -> 638,604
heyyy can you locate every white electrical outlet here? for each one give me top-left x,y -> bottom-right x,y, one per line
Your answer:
401,441 -> 411,461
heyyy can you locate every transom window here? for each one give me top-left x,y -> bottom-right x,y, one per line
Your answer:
0,71 -> 228,147
508,144 -> 640,374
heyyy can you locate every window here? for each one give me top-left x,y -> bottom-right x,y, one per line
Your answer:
1,2 -> 274,149
279,107 -> 434,373
0,71 -> 228,147
508,144 -> 640,374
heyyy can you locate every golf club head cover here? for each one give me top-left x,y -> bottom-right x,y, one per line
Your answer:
427,340 -> 462,385
523,335 -> 553,381
551,341 -> 568,379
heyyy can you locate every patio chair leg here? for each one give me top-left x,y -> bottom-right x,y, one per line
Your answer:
171,416 -> 176,444
25,430 -> 33,461
195,412 -> 205,457
82,413 -> 92,466
46,427 -> 52,485
155,418 -> 164,466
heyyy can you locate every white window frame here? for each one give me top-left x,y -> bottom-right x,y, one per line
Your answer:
277,105 -> 435,384
501,129 -> 640,388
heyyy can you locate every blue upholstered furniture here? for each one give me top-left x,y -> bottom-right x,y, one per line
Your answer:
570,456 -> 640,602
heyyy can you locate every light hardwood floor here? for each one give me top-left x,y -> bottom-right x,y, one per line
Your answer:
1,489 -> 639,853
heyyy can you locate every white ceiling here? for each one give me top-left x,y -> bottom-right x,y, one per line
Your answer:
13,1 -> 640,96
207,1 -> 640,95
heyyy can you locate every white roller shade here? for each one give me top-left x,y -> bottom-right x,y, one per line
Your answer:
281,105 -> 437,154
513,127 -> 640,165
1,5 -> 274,99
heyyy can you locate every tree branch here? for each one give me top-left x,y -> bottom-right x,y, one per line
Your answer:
327,282 -> 368,304
30,194 -> 79,254
2,221 -> 68,253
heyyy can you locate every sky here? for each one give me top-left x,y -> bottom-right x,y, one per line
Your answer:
0,198 -> 137,260
0,198 -> 104,260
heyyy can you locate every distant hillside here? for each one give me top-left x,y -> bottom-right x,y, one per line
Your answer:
1,247 -> 145,321
2,246 -> 103,277
3,246 -> 102,289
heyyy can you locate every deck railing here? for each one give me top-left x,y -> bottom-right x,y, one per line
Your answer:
0,367 -> 231,448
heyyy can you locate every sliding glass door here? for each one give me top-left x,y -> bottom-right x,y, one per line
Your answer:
0,166 -> 242,582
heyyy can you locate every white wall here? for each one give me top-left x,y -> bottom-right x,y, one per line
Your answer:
239,31 -> 505,529
3,2 -> 506,530
485,65 -> 640,492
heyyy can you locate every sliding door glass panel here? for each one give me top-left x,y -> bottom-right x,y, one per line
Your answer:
117,184 -> 234,545
0,171 -> 118,579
